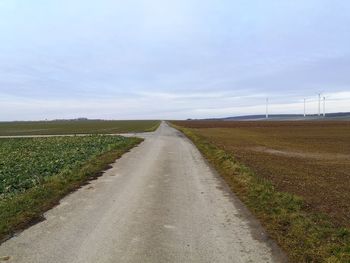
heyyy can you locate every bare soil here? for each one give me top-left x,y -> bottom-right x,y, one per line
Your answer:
173,121 -> 350,227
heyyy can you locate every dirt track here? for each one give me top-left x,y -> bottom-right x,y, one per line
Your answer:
0,122 -> 285,263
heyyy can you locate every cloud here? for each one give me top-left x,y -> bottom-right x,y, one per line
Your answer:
0,0 -> 349,120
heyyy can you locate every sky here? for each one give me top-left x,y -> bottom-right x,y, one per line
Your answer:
0,0 -> 350,120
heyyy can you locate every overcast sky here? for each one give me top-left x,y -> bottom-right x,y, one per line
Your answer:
0,0 -> 350,120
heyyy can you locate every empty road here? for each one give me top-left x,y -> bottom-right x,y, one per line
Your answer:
0,122 -> 285,263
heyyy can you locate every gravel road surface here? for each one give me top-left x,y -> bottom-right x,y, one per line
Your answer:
0,122 -> 286,263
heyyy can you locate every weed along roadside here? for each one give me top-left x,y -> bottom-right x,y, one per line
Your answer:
0,135 -> 143,243
170,122 -> 350,263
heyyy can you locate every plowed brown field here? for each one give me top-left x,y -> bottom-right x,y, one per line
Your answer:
173,121 -> 350,227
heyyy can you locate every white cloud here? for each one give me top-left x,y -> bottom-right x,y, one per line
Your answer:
0,0 -> 350,120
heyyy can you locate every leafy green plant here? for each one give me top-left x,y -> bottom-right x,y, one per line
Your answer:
0,135 -> 142,241
0,136 -> 132,198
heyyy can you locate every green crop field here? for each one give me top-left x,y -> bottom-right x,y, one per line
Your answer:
0,120 -> 160,136
0,136 -> 135,198
0,135 -> 142,241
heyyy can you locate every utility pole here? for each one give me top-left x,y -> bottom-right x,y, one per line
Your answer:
304,98 -> 306,117
323,96 -> 326,117
318,93 -> 321,116
266,98 -> 269,119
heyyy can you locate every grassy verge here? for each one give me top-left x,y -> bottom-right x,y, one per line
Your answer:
172,124 -> 350,263
0,137 -> 142,242
144,121 -> 161,132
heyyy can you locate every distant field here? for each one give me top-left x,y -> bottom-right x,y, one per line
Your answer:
0,120 -> 160,136
173,120 -> 350,262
